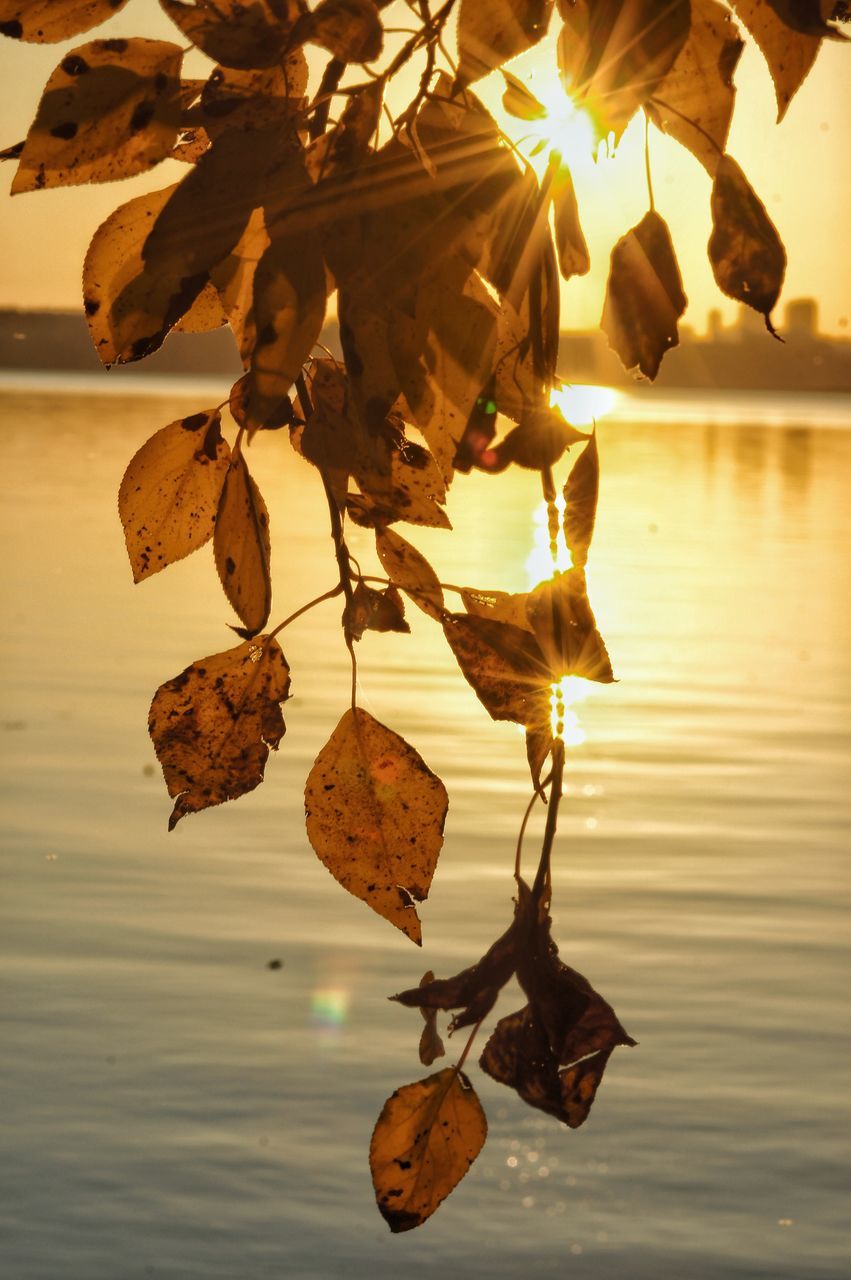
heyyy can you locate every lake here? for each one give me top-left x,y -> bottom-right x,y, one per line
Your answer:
2,376 -> 849,1279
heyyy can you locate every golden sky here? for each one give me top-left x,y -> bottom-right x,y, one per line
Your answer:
0,3 -> 848,336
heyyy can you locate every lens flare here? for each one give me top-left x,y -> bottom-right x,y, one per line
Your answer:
550,383 -> 617,427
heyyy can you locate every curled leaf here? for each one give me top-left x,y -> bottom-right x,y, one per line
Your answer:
149,636 -> 290,829
553,164 -> 590,281
417,971 -> 446,1067
370,1068 -> 487,1232
118,409 -> 230,582
563,431 -> 599,568
304,709 -> 448,944
0,1 -> 131,43
708,154 -> 786,334
346,582 -> 410,641
602,210 -> 688,380
214,455 -> 272,637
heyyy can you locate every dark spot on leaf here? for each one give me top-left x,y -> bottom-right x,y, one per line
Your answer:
0,20 -> 23,38
225,556 -> 236,576
129,100 -> 156,133
50,122 -> 78,141
101,38 -> 128,53
84,297 -> 100,317
61,54 -> 89,76
181,412 -> 209,432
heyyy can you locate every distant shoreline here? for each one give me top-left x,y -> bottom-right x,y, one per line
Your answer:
1,307 -> 849,393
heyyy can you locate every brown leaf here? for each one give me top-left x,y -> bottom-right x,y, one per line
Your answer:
149,636 -> 290,829
558,0 -> 692,141
552,163 -> 590,281
602,210 -> 688,380
12,38 -> 183,193
195,56 -> 308,137
295,0 -> 384,63
345,582 -> 410,641
708,154 -> 786,334
172,281 -> 228,334
214,454 -> 272,637
160,0 -> 297,70
456,0 -> 553,86
563,431 -> 599,568
370,1068 -> 487,1232
501,70 -> 548,120
526,722 -> 553,792
306,79 -> 383,179
731,0 -> 840,120
526,570 -> 615,683
0,1 -> 130,43
375,528 -> 444,620
442,613 -> 553,728
460,587 -> 532,633
229,372 -> 297,432
494,403 -> 588,471
210,207 -> 271,368
119,409 -> 231,582
646,0 -> 744,175
417,971 -> 446,1067
304,709 -> 448,944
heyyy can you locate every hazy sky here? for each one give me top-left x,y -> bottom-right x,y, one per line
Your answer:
0,3 -> 848,336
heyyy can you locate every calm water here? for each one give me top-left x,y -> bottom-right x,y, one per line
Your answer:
2,378 -> 850,1280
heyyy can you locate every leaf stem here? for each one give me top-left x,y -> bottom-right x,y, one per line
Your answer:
514,773 -> 551,880
531,738 -> 565,907
644,113 -> 656,213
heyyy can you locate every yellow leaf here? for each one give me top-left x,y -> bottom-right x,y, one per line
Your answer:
370,1068 -> 487,1232
12,38 -> 183,192
375,528 -> 444,620
456,0 -> 552,87
149,636 -> 290,829
160,0 -> 298,70
214,454 -> 272,637
304,709 -> 448,944
119,409 -> 231,582
0,1 -> 131,44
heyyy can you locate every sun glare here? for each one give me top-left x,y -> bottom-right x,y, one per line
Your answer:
521,73 -> 599,172
550,382 -> 617,426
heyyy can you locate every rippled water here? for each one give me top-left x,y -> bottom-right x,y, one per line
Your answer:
2,378 -> 849,1279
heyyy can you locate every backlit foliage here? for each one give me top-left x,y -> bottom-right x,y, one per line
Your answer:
3,0 -> 847,1232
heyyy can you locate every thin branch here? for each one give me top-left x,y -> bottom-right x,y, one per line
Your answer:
531,739 -> 565,907
268,586 -> 343,642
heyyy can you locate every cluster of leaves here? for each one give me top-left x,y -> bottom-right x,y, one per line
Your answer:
3,0 -> 846,1232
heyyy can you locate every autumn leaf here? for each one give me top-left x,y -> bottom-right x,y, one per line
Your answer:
345,582 -> 410,641
731,0 -> 838,120
214,454 -> 272,637
647,0 -> 744,175
370,1068 -> 487,1232
501,69 -> 548,120
558,0 -> 692,141
708,154 -> 786,334
526,571 -> 615,683
563,431 -> 599,568
173,281 -> 228,334
210,207 -> 271,368
12,38 -> 183,193
0,1 -> 130,43
306,79 -> 383,179
160,0 -> 297,70
494,403 -> 587,471
118,409 -> 230,582
460,587 -> 532,633
194,57 -> 308,137
552,164 -> 590,281
456,0 -> 553,86
417,971 -> 446,1067
602,209 -> 688,380
293,0 -> 384,63
304,709 -> 448,944
442,612 -> 553,728
149,636 -> 291,829
375,528 -> 444,620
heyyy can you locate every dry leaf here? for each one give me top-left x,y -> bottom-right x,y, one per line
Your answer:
0,1 -> 130,43
304,709 -> 448,944
563,431 -> 599,568
602,210 -> 688,380
119,409 -> 230,582
456,0 -> 553,86
553,164 -> 590,281
731,0 -> 834,120
417,970 -> 446,1067
295,0 -> 384,63
375,528 -> 444,620
370,1068 -> 487,1232
526,570 -> 615,683
214,454 -> 272,637
708,154 -> 786,334
345,582 -> 410,641
160,0 -> 297,70
149,636 -> 290,829
442,613 -> 552,728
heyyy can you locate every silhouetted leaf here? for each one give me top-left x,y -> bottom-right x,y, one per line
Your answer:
211,207 -> 270,367
105,127 -> 275,362
708,154 -> 786,334
731,0 -> 837,119
195,56 -> 308,136
456,0 -> 553,86
12,38 -> 183,192
442,613 -> 552,728
494,403 -> 587,470
160,0 -> 298,69
370,1068 -> 487,1232
119,409 -> 230,582
461,587 -> 532,633
304,708 -> 448,944
214,454 -> 272,636
563,431 -> 599,567
149,636 -> 290,829
307,79 -> 383,178
230,371 -> 296,431
602,210 -> 687,380
295,0 -> 383,62
647,0 -> 744,175
501,70 -> 547,120
376,528 -> 444,620
553,164 -> 590,281
480,892 -> 635,1127
0,1 -> 130,43
526,571 -> 615,682
558,0 -> 692,141
417,971 -> 446,1066
346,582 -> 410,641
526,722 -> 553,793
